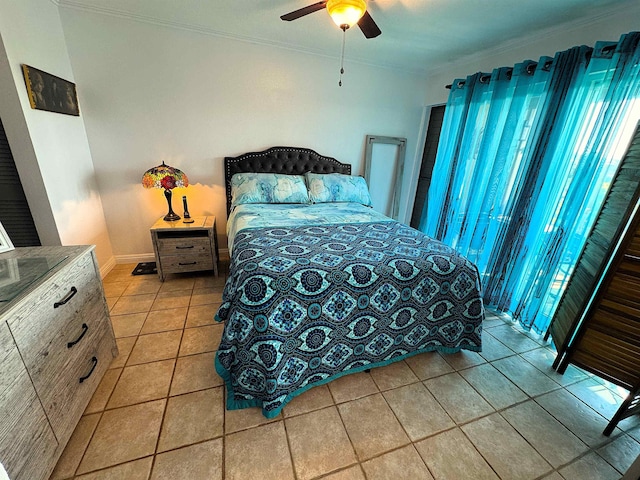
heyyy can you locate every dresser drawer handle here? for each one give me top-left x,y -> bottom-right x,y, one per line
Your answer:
176,245 -> 195,249
67,323 -> 88,349
79,356 -> 98,383
54,286 -> 78,308
178,261 -> 197,266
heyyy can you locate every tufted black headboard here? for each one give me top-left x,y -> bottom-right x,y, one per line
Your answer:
224,146 -> 352,217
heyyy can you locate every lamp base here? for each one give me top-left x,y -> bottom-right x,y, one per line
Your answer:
163,189 -> 181,222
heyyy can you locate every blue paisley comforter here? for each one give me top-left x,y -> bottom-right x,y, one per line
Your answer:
215,206 -> 484,418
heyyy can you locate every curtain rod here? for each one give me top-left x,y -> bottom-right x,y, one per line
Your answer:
444,40 -> 617,90
445,60 -> 554,89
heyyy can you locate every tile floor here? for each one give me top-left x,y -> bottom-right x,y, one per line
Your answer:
49,261 -> 640,480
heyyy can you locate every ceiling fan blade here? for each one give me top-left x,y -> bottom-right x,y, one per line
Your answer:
358,10 -> 381,38
280,1 -> 327,21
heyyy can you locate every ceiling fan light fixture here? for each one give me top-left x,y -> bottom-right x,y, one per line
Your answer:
326,0 -> 367,29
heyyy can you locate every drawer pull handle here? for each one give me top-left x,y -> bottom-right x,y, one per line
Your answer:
176,245 -> 195,249
178,261 -> 197,266
67,323 -> 88,349
54,286 -> 78,308
79,356 -> 98,383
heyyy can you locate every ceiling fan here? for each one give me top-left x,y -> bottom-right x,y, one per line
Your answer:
281,0 -> 382,38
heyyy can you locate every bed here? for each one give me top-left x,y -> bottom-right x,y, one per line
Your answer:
215,146 -> 484,418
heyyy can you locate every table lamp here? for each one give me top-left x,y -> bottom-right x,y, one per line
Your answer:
142,162 -> 189,221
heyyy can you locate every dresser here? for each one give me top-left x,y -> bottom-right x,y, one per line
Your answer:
0,246 -> 117,480
150,216 -> 219,281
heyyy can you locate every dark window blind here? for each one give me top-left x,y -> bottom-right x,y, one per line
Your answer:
410,105 -> 445,229
0,118 -> 41,247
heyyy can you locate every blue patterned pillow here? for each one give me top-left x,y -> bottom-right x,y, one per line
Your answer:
231,173 -> 309,208
305,173 -> 372,206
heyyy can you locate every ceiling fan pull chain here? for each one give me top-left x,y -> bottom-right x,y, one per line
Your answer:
339,26 -> 347,86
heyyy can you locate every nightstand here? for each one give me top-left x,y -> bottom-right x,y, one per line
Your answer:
150,216 -> 219,281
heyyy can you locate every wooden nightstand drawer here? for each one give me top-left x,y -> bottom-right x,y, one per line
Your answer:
162,254 -> 214,274
157,236 -> 211,256
150,216 -> 219,281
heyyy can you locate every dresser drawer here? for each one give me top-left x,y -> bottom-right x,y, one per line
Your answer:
157,236 -> 211,256
0,246 -> 117,480
41,323 -> 116,441
0,323 -> 58,480
162,254 -> 214,274
8,250 -> 98,372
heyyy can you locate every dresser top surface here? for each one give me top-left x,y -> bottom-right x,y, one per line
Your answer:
0,245 -> 94,313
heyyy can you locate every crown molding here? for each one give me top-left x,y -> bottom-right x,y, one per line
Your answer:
53,0 -> 427,75
427,0 -> 637,76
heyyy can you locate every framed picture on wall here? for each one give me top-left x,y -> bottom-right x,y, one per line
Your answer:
21,64 -> 80,116
0,222 -> 14,254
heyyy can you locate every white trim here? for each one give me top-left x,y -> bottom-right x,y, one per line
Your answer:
54,0 -> 634,76
403,105 -> 431,225
54,0 -> 422,75
114,253 -> 156,265
99,255 -> 117,279
426,2 -> 635,76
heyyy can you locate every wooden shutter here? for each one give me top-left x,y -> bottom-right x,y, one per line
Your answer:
0,118 -> 41,247
549,123 -> 640,360
410,105 -> 445,229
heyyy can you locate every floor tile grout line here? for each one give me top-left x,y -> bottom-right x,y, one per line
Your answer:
333,394 -> 365,466
411,352 -> 607,476
72,271 -> 639,479
68,410 -> 106,479
150,319 -> 184,463
532,385 -> 625,447
376,383 -> 436,478
281,415 -> 301,480
456,360 -> 528,411
70,285 -> 139,478
456,422 -> 511,480
72,454 -> 155,480
76,283 -> 160,478
492,408 -> 556,476
89,362 -> 125,416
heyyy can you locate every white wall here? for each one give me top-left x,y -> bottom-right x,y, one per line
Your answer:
0,0 -> 114,271
424,3 -> 640,105
58,9 -> 427,261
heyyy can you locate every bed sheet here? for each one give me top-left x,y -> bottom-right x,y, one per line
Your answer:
227,202 -> 392,254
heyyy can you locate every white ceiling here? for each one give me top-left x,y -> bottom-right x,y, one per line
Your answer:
55,0 -> 635,73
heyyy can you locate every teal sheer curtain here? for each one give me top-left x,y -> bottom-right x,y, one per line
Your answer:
419,31 -> 640,334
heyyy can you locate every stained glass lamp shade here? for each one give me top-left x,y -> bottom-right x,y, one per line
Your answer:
142,162 -> 189,221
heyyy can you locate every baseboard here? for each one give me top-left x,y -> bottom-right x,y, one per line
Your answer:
99,255 -> 117,279
114,253 -> 157,265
